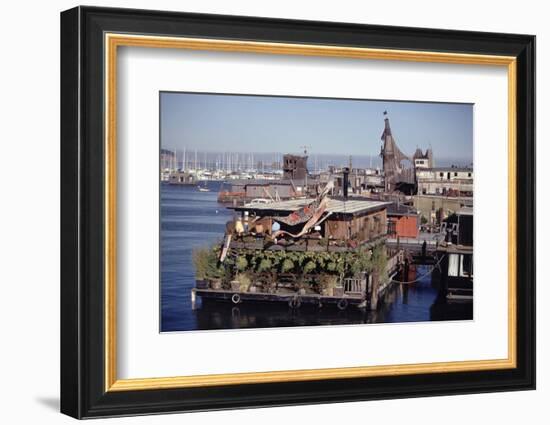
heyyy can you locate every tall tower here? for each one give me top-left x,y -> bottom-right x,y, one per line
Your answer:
380,112 -> 410,192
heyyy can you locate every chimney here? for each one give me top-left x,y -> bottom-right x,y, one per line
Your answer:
343,167 -> 349,198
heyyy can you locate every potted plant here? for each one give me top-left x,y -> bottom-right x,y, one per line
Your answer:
320,274 -> 338,296
233,273 -> 251,292
205,247 -> 224,289
192,247 -> 210,289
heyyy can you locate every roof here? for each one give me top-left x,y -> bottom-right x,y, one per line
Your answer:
228,178 -> 316,186
386,203 -> 418,217
233,198 -> 390,216
229,179 -> 291,186
457,206 -> 474,216
423,167 -> 473,173
437,243 -> 473,254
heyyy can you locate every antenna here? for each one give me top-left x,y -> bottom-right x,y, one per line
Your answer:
299,145 -> 311,155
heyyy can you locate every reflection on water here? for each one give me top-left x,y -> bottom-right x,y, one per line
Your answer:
160,183 -> 472,332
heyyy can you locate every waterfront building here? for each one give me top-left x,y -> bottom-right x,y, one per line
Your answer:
416,166 -> 474,196
412,194 -> 472,228
412,147 -> 434,169
168,170 -> 196,185
217,152 -> 317,203
386,203 -> 420,239
217,178 -> 319,203
282,153 -> 308,180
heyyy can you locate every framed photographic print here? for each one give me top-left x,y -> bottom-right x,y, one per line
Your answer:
60,6 -> 535,419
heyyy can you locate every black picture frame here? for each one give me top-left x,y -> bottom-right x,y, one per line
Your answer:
61,5 -> 535,419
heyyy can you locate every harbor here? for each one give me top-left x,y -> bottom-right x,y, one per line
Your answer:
160,182 -> 472,332
160,113 -> 474,332
160,102 -> 474,332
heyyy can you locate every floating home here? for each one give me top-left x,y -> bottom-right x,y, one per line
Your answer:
193,181 -> 405,311
436,207 -> 474,301
230,197 -> 389,244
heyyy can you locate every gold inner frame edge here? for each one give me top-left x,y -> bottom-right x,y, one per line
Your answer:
104,33 -> 518,392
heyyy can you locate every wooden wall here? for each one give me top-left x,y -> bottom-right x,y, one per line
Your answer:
326,210 -> 387,241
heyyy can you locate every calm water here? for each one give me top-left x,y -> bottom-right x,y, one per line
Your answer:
160,183 -> 472,332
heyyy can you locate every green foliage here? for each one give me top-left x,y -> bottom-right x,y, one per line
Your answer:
303,260 -> 316,274
326,261 -> 337,272
192,247 -> 209,280
281,258 -> 295,273
192,246 -> 223,279
257,258 -> 273,273
369,245 -> 388,281
235,272 -> 252,291
235,256 -> 248,272
198,240 -> 389,286
319,274 -> 339,295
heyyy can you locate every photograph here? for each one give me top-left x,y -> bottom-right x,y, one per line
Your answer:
159,92 -> 474,332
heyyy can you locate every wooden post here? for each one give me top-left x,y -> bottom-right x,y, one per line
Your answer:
191,288 -> 196,310
370,271 -> 380,310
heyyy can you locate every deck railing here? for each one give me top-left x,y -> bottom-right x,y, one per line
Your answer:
342,277 -> 366,294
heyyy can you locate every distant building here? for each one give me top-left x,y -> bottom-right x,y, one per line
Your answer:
168,171 -> 196,185
283,154 -> 308,180
412,147 -> 434,169
413,194 -> 472,227
416,167 -> 473,196
217,178 -> 316,203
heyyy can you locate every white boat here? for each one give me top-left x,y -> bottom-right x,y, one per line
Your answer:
197,182 -> 210,192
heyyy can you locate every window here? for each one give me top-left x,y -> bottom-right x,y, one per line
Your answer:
454,172 -> 458,177
461,254 -> 473,277
448,254 -> 460,277
468,172 -> 472,177
387,220 -> 396,236
440,172 -> 444,178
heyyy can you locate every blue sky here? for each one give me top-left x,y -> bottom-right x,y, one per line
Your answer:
160,92 -> 473,162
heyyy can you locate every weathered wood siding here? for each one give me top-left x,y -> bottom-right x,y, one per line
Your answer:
326,210 -> 387,241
